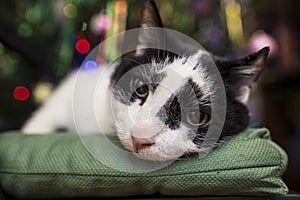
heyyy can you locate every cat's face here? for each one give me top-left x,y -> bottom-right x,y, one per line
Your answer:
110,0 -> 269,161
111,51 -> 213,161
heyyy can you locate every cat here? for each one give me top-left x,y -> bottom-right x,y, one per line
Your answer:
21,0 -> 269,161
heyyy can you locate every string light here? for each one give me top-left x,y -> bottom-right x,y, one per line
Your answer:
75,39 -> 90,54
13,86 -> 30,101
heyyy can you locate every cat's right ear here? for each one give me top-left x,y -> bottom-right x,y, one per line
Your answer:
215,47 -> 270,104
135,0 -> 163,55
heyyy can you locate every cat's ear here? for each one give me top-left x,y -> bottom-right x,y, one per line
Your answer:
135,0 -> 199,56
216,47 -> 270,104
135,0 -> 163,55
140,0 -> 163,28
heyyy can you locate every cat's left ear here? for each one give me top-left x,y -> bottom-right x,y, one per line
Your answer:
135,0 -> 163,55
135,0 -> 199,56
215,47 -> 270,104
140,0 -> 163,28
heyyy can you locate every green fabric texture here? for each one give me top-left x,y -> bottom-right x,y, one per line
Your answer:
0,128 -> 288,199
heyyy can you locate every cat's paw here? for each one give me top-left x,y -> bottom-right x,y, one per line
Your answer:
21,123 -> 54,134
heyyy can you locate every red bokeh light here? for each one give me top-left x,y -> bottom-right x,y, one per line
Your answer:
13,86 -> 30,101
75,39 -> 90,54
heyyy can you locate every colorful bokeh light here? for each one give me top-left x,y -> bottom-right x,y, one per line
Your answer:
99,15 -> 113,31
63,3 -> 78,19
75,39 -> 90,54
18,23 -> 32,38
13,86 -> 30,101
90,14 -> 112,35
225,0 -> 244,47
248,30 -> 278,57
81,22 -> 87,31
83,60 -> 99,71
33,82 -> 53,104
25,6 -> 42,24
114,0 -> 127,15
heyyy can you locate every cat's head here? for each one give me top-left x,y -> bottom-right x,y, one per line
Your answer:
110,0 -> 269,161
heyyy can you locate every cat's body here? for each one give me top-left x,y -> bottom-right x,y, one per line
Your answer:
22,0 -> 269,161
22,64 -> 116,134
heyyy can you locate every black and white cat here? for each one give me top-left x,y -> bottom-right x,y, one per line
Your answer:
22,0 -> 269,161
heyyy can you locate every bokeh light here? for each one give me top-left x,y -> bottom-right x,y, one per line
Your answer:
248,30 -> 278,57
83,60 -> 99,72
33,82 -> 53,104
63,3 -> 78,19
225,0 -> 244,47
18,23 -> 32,38
99,15 -> 113,31
81,22 -> 87,31
75,39 -> 90,54
25,6 -> 42,24
90,14 -> 113,35
13,86 -> 30,101
114,0 -> 127,15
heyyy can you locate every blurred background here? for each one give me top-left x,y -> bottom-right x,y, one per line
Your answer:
0,0 -> 299,192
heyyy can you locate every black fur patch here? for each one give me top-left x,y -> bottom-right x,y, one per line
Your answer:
111,49 -> 178,105
157,79 -> 211,131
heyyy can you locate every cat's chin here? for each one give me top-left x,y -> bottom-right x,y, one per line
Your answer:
130,145 -> 181,161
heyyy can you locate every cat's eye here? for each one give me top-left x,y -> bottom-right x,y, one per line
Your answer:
186,110 -> 209,127
133,79 -> 149,98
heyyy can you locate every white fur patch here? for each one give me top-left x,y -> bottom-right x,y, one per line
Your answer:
22,65 -> 117,135
236,85 -> 250,105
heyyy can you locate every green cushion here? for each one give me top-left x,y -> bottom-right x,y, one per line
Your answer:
0,128 -> 288,199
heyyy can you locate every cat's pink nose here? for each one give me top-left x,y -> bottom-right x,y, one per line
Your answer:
132,136 -> 155,152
